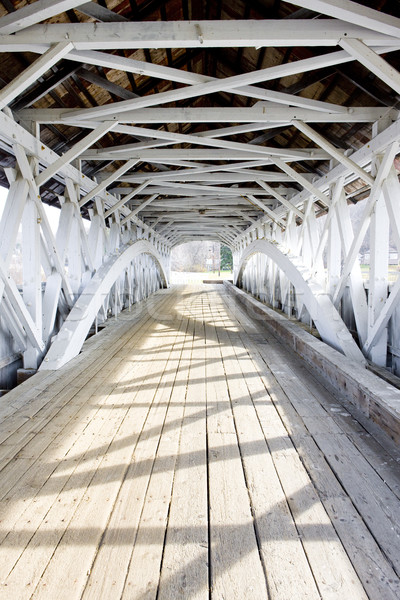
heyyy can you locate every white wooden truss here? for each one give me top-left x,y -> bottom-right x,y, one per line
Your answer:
0,0 -> 399,372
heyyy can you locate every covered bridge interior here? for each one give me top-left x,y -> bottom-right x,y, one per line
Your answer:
0,0 -> 400,598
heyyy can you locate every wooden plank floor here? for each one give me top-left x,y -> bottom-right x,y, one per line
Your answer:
0,284 -> 399,600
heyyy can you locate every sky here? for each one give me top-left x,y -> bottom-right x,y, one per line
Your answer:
0,185 -> 72,234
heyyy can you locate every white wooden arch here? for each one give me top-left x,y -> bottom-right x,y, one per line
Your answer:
40,240 -> 169,370
235,239 -> 365,363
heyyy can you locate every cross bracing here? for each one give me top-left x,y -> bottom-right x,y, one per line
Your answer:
0,0 -> 398,377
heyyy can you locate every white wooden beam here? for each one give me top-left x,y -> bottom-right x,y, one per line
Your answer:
68,52 -> 348,114
1,296 -> 27,351
292,120 -> 374,185
13,143 -> 75,305
0,253 -> 44,352
36,121 -> 116,187
40,240 -> 168,370
383,171 -> 400,254
367,175 -> 389,365
363,277 -> 400,360
119,173 -> 289,185
63,46 -> 397,120
275,117 -> 400,217
0,178 -> 29,265
0,113 -> 172,249
269,156 -> 331,207
284,0 -> 400,39
0,42 -> 73,109
334,186 -> 368,346
340,38 -> 400,95
0,0 -> 90,35
77,2 -> 129,22
18,106 -> 394,125
246,195 -> 286,228
236,239 -> 365,362
78,159 -> 139,208
197,122 -> 289,139
362,169 -> 400,356
120,194 -> 158,225
4,21 -> 396,48
79,149 -> 326,164
103,181 -> 150,218
64,178 -> 94,271
256,180 -> 305,219
42,273 -> 62,344
333,141 -> 399,306
22,197 -> 42,367
76,125 -> 330,161
113,160 -> 273,184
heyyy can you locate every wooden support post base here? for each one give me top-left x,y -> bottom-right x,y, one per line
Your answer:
16,368 -> 37,385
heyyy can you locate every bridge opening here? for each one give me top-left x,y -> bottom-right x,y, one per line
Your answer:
0,2 -> 399,598
170,241 -> 233,284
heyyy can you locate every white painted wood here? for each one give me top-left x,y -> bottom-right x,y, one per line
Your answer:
41,241 -> 168,370
77,126 -> 330,161
0,178 -> 29,265
63,47 -> 394,119
56,200 -> 75,262
333,142 -> 399,306
270,156 -> 331,207
362,169 -> 400,357
36,122 -> 117,187
0,295 -> 28,351
67,213 -> 82,296
113,161 -> 275,183
19,106 -> 393,125
120,194 -> 158,225
64,179 -> 94,271
61,51 -> 349,113
0,253 -> 44,352
42,273 -> 62,344
22,197 -> 42,368
256,180 -> 304,219
246,194 -> 286,228
13,144 -> 75,305
334,189 -> 368,346
0,0 -> 89,34
293,120 -> 374,185
383,171 -> 400,254
285,0 -> 400,38
340,38 -> 400,95
0,42 -> 73,109
103,181 -> 150,218
79,159 -> 139,208
4,21 -> 396,48
368,179 -> 389,366
236,239 -> 365,362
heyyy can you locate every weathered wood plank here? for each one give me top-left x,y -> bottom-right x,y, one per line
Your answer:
158,294 -> 209,600
206,289 -> 269,600
217,320 -> 320,598
83,302 -> 190,599
219,289 -> 400,600
0,285 -> 399,600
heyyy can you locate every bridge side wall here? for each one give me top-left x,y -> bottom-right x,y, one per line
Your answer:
225,281 -> 400,445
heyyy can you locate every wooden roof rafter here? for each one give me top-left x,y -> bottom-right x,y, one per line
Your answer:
0,0 -> 397,242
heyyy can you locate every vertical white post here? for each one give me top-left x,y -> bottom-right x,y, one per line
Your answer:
368,155 -> 389,366
335,191 -> 368,346
22,197 -> 42,368
67,213 -> 82,296
327,194 -> 341,298
88,210 -> 105,270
